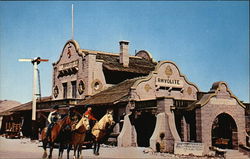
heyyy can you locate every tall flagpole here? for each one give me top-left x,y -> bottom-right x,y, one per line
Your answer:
72,4 -> 74,40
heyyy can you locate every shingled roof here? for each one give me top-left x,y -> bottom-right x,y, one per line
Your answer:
98,53 -> 156,74
0,100 -> 21,113
0,96 -> 52,116
77,78 -> 142,106
0,102 -> 31,116
81,49 -> 157,74
185,93 -> 212,111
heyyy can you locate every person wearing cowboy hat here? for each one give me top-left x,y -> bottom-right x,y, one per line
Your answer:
84,104 -> 97,128
46,105 -> 61,138
68,105 -> 80,123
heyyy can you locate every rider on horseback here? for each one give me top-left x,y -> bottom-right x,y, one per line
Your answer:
46,105 -> 61,138
83,105 -> 98,142
84,105 -> 97,127
68,106 -> 79,122
68,106 -> 80,130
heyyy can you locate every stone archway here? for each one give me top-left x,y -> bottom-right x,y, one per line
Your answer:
211,113 -> 238,149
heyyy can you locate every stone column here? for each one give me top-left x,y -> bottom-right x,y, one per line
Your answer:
196,108 -> 202,142
117,114 -> 137,147
150,112 -> 167,151
232,131 -> 238,149
181,116 -> 188,142
150,97 -> 181,153
187,123 -> 190,142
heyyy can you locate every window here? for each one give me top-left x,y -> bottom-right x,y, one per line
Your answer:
53,86 -> 59,98
63,83 -> 67,99
78,80 -> 85,95
71,81 -> 77,98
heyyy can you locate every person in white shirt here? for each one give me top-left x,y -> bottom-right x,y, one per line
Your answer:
46,105 -> 61,138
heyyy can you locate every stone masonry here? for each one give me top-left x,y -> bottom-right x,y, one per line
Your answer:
150,97 -> 181,153
196,82 -> 246,154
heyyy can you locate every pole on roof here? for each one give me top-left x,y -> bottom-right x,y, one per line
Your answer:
37,69 -> 42,101
72,4 -> 74,40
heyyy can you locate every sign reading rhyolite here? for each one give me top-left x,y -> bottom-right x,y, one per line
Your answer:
156,77 -> 183,88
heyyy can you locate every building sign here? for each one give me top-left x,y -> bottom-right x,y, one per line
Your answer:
174,142 -> 204,156
210,98 -> 237,105
59,60 -> 79,71
156,77 -> 183,88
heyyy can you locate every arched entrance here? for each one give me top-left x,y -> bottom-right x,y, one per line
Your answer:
134,111 -> 156,147
211,113 -> 238,149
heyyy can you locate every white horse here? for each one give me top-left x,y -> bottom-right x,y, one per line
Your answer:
91,110 -> 115,155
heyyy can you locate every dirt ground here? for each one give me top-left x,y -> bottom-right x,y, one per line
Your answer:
0,136 -> 220,159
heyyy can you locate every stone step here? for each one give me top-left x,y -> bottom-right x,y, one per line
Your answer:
225,155 -> 249,159
225,149 -> 249,159
225,156 -> 249,159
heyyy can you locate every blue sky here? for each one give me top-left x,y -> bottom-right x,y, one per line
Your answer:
0,1 -> 249,104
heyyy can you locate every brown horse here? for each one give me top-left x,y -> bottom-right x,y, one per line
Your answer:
41,116 -> 73,159
91,110 -> 115,155
58,115 -> 90,159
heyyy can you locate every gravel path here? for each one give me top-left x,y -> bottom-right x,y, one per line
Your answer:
0,136 -> 221,159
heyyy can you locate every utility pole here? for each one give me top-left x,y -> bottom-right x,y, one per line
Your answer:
32,59 -> 38,120
19,57 -> 48,139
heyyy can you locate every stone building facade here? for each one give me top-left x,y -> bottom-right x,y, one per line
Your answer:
0,36 -> 247,155
35,39 -> 248,155
192,82 -> 246,154
51,40 -> 155,104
